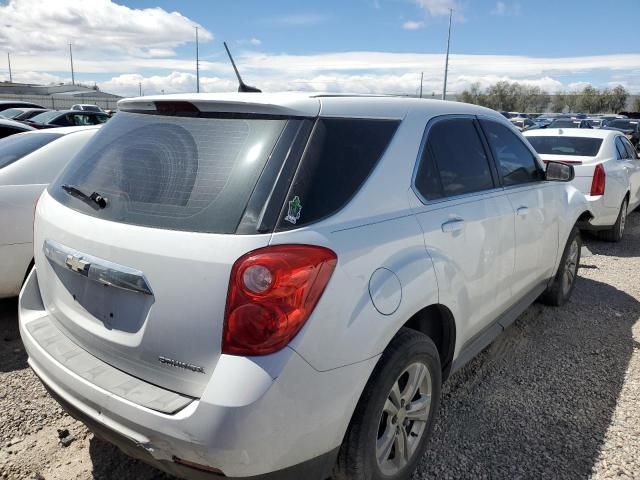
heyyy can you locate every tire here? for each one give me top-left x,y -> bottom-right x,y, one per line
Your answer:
333,328 -> 441,480
599,198 -> 628,243
539,227 -> 581,306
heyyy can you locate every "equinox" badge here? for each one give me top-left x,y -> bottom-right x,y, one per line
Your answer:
158,356 -> 205,374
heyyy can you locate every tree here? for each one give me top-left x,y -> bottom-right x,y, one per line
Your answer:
609,85 -> 629,113
551,91 -> 566,113
634,96 -> 640,112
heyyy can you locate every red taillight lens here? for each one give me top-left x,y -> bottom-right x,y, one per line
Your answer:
223,245 -> 337,356
591,163 -> 606,196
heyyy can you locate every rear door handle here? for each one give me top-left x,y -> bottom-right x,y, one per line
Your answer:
517,206 -> 529,216
441,219 -> 465,233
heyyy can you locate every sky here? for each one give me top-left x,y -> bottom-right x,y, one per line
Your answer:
0,0 -> 639,97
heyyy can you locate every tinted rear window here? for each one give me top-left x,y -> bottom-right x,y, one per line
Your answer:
527,136 -> 603,156
0,132 -> 62,168
31,111 -> 62,123
49,112 -> 287,233
276,118 -> 399,230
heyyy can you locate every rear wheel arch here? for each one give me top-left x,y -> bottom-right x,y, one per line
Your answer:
401,304 -> 456,381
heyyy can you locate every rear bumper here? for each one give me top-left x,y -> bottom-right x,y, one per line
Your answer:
19,268 -> 376,478
576,195 -> 620,230
40,382 -> 338,480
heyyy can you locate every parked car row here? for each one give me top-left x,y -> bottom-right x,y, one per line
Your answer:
0,101 -> 111,138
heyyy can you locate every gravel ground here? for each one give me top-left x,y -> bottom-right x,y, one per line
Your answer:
1,214 -> 640,479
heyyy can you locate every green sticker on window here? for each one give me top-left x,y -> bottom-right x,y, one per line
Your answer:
285,196 -> 302,224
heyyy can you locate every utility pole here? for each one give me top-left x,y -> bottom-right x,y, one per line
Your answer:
195,26 -> 200,93
69,43 -> 75,85
442,8 -> 452,101
139,82 -> 142,96
7,52 -> 12,83
419,71 -> 424,98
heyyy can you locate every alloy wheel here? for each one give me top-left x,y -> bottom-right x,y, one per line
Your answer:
562,238 -> 579,297
376,362 -> 432,476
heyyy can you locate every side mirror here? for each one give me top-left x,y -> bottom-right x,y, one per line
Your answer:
546,161 -> 575,182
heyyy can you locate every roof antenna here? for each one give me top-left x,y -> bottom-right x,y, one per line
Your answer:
223,41 -> 261,93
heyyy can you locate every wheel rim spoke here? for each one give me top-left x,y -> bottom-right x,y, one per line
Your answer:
393,426 -> 409,468
406,394 -> 431,422
376,423 -> 396,464
403,363 -> 427,403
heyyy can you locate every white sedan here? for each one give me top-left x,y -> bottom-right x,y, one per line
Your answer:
0,126 -> 99,298
525,128 -> 640,241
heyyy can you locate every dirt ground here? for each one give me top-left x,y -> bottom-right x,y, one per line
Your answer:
1,214 -> 640,479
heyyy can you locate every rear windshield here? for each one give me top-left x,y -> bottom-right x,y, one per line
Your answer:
0,132 -> 63,169
31,111 -> 61,123
526,136 -> 603,157
607,120 -> 637,130
550,120 -> 581,128
49,112 -> 287,233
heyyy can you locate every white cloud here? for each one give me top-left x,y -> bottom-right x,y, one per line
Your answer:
0,0 -> 212,57
236,38 -> 262,47
402,20 -> 425,30
413,0 -> 462,20
491,1 -> 522,16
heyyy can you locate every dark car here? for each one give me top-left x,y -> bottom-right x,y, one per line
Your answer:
0,118 -> 36,139
0,101 -> 46,113
603,119 -> 640,147
0,108 -> 50,121
548,119 -> 593,129
25,110 -> 110,129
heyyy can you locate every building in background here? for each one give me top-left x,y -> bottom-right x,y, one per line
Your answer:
0,82 -> 122,110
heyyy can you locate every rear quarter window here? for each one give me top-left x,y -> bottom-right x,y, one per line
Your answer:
276,118 -> 399,230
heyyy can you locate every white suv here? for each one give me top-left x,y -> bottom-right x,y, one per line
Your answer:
20,93 -> 589,480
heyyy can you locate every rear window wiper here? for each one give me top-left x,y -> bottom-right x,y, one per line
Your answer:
61,184 -> 108,209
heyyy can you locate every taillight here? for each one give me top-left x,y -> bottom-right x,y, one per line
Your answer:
591,163 -> 606,196
223,245 -> 337,356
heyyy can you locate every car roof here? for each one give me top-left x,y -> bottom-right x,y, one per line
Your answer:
12,125 -> 100,137
0,118 -> 36,130
118,92 -> 507,122
523,128 -> 622,139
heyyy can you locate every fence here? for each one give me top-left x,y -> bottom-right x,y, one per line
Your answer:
0,94 -> 123,110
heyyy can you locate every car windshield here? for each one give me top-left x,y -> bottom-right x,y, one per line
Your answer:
30,111 -> 62,123
607,120 -> 637,130
82,106 -> 101,112
526,136 -> 603,156
0,109 -> 23,119
0,132 -> 63,169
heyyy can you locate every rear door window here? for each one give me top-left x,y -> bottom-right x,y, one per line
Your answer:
621,137 -> 638,160
49,112 -> 288,233
481,120 -> 542,186
615,137 -> 630,159
414,117 -> 494,200
276,118 -> 399,229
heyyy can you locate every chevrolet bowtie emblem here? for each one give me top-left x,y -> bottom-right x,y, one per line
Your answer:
65,254 -> 90,273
